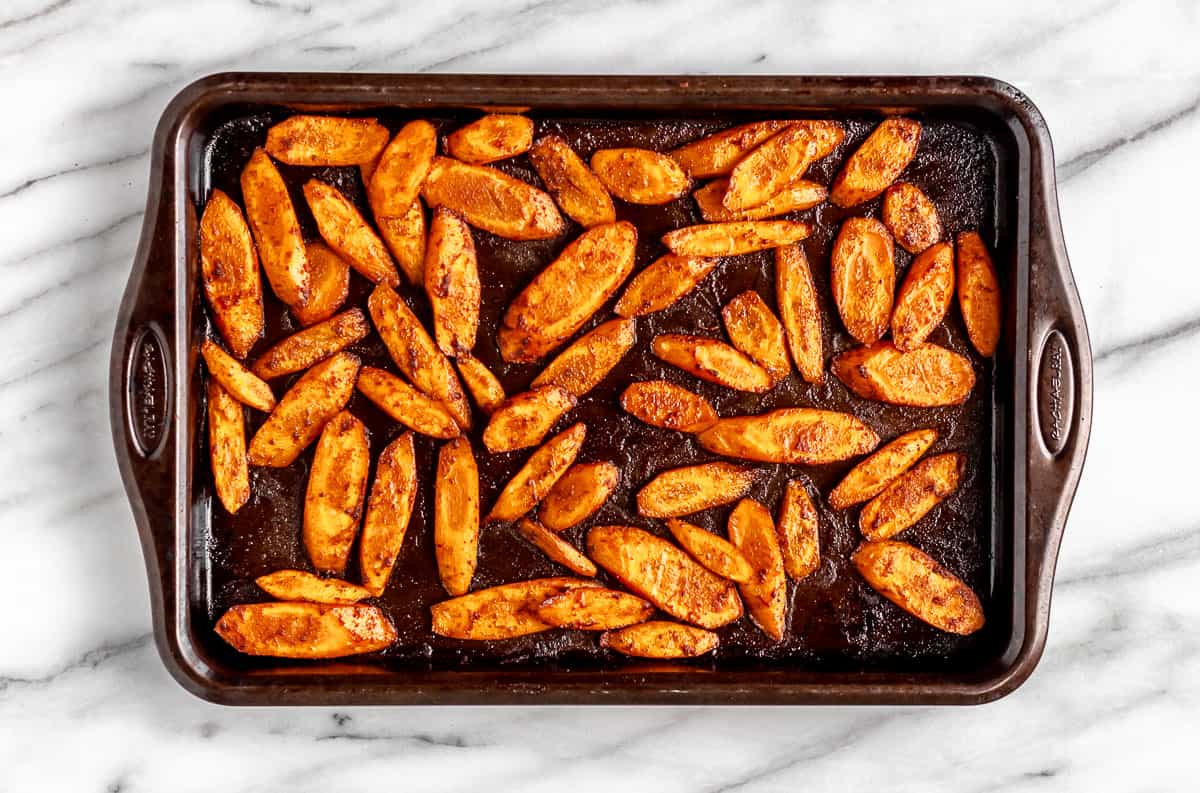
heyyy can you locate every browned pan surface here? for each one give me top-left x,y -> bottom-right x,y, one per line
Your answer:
194,108 -> 1011,675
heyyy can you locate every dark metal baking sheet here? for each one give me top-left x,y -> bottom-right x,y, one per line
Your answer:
111,74 -> 1091,705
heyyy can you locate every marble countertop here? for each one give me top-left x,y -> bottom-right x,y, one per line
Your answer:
2,1 -> 1197,790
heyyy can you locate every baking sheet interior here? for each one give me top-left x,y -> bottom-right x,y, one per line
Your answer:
189,106 -> 1015,675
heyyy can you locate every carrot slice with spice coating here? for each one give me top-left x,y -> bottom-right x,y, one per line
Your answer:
728,498 -> 787,641
528,134 -> 616,227
663,220 -> 811,257
369,120 -> 437,218
431,578 -> 601,640
369,121 -> 437,283
199,189 -> 263,358
499,222 -> 637,362
883,182 -> 942,254
435,437 -> 481,596
265,115 -> 389,166
602,621 -> 719,659
359,433 -> 418,596
651,334 -> 774,394
517,518 -> 597,577
292,241 -> 351,326
777,480 -> 820,580
722,121 -> 843,212
376,200 -> 427,285
356,366 -> 462,440
956,231 -> 1002,357
859,452 -> 964,541
216,603 -> 396,658
538,461 -> 620,531
247,352 -> 360,467
775,244 -> 824,383
831,217 -> 895,344
697,408 -> 879,465
693,178 -> 826,222
529,318 -> 637,397
456,354 -> 506,416
305,179 -> 401,287
832,342 -> 975,407
852,541 -> 984,635
891,241 -> 955,351
251,309 -> 370,380
201,340 -> 275,412
666,518 -> 754,583
303,411 -> 370,575
830,118 -> 921,208
828,428 -> 938,509
722,290 -> 791,383
421,156 -> 564,240
614,254 -> 717,318
636,462 -> 759,518
669,120 -> 794,179
591,147 -> 690,205
368,284 -> 472,429
241,148 -> 309,309
255,571 -> 372,604
587,525 -> 743,628
620,380 -> 719,434
487,423 -> 587,522
536,588 -> 653,630
446,114 -> 534,164
482,385 -> 576,453
424,208 -> 480,356
207,380 -> 249,514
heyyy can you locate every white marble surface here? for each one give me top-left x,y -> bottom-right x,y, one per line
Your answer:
2,0 -> 1198,789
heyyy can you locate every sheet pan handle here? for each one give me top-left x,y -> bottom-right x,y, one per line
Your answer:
109,140 -> 187,633
1024,147 -> 1093,623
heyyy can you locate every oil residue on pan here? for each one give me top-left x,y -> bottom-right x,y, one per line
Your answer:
195,110 -> 1004,674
